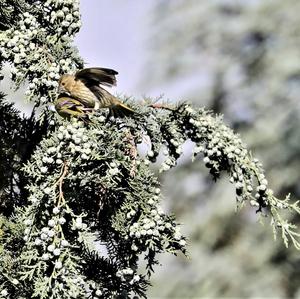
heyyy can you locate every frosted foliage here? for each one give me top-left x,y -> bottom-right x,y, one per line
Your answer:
146,1 -> 300,298
1,1 -> 300,298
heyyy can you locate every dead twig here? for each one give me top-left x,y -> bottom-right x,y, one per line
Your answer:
149,103 -> 175,111
54,161 -> 69,206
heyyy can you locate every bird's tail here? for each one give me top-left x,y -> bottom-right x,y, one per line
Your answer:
109,101 -> 135,118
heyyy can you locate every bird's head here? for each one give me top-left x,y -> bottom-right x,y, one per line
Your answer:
58,74 -> 76,95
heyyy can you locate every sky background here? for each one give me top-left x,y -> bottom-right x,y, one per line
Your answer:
75,1 -> 154,98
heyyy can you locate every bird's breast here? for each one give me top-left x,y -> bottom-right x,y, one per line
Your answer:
72,83 -> 98,108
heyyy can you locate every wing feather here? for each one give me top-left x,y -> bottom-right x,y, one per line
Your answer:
75,67 -> 118,87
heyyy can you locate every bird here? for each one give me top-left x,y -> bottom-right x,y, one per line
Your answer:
58,67 -> 134,117
54,95 -> 93,121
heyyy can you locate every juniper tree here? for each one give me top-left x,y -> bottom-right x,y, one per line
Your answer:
0,1 -> 300,299
145,2 -> 300,297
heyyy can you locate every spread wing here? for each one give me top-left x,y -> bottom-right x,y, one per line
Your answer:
75,67 -> 118,87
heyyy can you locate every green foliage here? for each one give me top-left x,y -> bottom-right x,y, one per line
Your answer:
0,95 -> 48,215
8,110 -> 188,298
0,0 -> 83,106
0,0 -> 28,30
1,101 -> 300,297
145,1 -> 300,297
146,0 -> 300,187
1,0 -> 300,298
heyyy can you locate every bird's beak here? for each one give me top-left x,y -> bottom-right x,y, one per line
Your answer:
57,86 -> 71,96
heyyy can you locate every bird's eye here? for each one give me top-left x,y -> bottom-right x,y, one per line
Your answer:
62,82 -> 65,86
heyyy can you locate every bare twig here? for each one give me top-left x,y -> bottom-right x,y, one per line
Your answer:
149,103 -> 175,111
54,161 -> 69,206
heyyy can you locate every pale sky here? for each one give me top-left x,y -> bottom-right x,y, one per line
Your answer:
74,1 -> 208,104
75,1 -> 153,97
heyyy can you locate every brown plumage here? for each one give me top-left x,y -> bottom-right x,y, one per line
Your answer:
58,67 -> 134,117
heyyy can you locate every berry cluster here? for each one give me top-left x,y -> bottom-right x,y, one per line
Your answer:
0,0 -> 82,106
